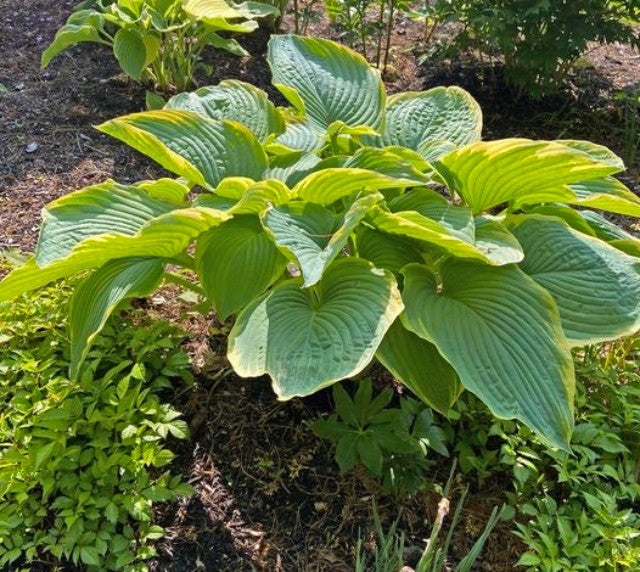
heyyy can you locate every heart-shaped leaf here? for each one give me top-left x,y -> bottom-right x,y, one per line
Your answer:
510,215 -> 640,345
402,261 -> 574,449
228,258 -> 404,399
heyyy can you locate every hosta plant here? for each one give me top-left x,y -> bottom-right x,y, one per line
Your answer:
6,34 -> 640,449
42,0 -> 279,92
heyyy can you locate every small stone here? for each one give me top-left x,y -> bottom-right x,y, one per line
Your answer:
15,82 -> 25,91
25,142 -> 38,153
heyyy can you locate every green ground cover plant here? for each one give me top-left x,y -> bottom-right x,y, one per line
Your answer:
0,268 -> 193,570
436,337 -> 640,569
43,0 -> 279,92
2,34 -> 640,453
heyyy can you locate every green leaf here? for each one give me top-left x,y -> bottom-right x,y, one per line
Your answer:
559,139 -> 625,170
376,319 -> 461,413
275,115 -> 323,152
80,546 -> 101,567
145,90 -> 166,110
568,177 -> 640,217
402,262 -> 574,449
113,28 -> 146,80
228,258 -> 403,399
35,180 -> 174,267
183,0 -> 250,18
165,80 -> 284,142
509,215 -> 640,345
294,168 -> 424,205
268,34 -> 385,132
333,383 -> 358,426
375,87 -> 482,149
436,139 -> 620,214
342,147 -> 431,182
262,193 -> 381,287
368,205 -> 521,266
136,178 -> 190,204
69,257 -> 165,378
97,110 -> 268,189
353,227 -> 423,275
358,434 -> 383,475
196,215 -> 287,320
0,207 -> 229,301
41,11 -> 105,68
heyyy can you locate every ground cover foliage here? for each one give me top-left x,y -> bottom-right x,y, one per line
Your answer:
1,1 -> 640,569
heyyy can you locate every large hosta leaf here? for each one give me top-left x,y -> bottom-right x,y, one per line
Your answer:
343,147 -> 430,182
437,139 -> 620,214
368,206 -> 522,266
262,193 -> 381,286
354,227 -> 423,275
559,140 -> 625,170
568,177 -> 640,217
376,319 -> 461,413
0,207 -> 229,301
268,35 -> 385,132
183,0 -> 275,19
165,80 -> 284,142
509,215 -> 640,345
36,181 -> 174,267
69,257 -> 165,378
228,258 -> 403,399
376,87 -> 482,150
97,111 -> 267,189
402,262 -> 574,449
196,215 -> 287,319
294,168 -> 425,205
274,115 -> 323,152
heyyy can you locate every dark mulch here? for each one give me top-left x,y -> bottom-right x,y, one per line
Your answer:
1,1 -> 639,570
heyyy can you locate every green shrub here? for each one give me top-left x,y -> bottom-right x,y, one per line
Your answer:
0,279 -> 193,570
42,0 -> 279,92
427,0 -> 640,97
3,34 -> 640,450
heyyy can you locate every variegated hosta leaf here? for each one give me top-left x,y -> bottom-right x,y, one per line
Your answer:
558,140 -> 625,169
36,181 -> 175,267
262,193 -> 382,287
294,168 -> 426,205
370,189 -> 523,266
568,177 -> 640,217
0,207 -> 230,301
578,211 -> 640,258
266,153 -> 324,186
418,139 -> 457,163
165,80 -> 284,142
274,115 -> 324,153
183,0 -> 278,20
343,147 -> 431,182
376,319 -> 461,413
228,258 -> 404,399
375,87 -> 482,150
402,262 -> 575,449
268,34 -> 385,132
69,257 -> 165,378
509,215 -> 640,345
97,110 -> 268,189
354,227 -> 423,275
136,178 -> 191,204
436,139 -> 620,214
196,216 -> 288,320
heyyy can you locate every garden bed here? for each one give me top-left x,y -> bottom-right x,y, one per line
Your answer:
1,2 -> 639,570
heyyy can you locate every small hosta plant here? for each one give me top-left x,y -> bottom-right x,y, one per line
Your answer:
5,34 -> 640,449
42,0 -> 279,92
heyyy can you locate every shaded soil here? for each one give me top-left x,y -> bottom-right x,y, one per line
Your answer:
1,1 -> 639,571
